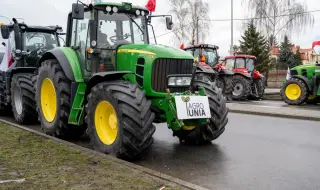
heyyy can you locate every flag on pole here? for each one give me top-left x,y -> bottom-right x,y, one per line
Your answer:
145,0 -> 156,12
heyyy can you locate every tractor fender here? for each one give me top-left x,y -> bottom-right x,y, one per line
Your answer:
233,72 -> 251,79
196,64 -> 215,74
86,71 -> 134,94
290,75 -> 312,91
218,69 -> 234,76
11,67 -> 38,75
39,49 -> 75,81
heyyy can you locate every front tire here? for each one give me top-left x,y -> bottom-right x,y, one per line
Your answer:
85,81 -> 156,159
11,73 -> 38,124
36,59 -> 86,139
175,77 -> 228,144
232,75 -> 251,100
281,78 -> 309,105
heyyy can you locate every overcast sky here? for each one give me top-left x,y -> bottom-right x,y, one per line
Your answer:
1,0 -> 319,56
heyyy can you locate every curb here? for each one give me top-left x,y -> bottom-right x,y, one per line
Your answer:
0,118 -> 209,190
227,104 -> 320,121
229,109 -> 320,121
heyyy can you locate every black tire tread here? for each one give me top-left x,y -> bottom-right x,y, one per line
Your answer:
174,77 -> 228,143
86,81 -> 155,159
11,73 -> 38,124
36,59 -> 86,139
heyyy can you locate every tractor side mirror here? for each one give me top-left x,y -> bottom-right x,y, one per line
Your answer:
166,17 -> 173,30
72,3 -> 84,20
1,25 -> 10,39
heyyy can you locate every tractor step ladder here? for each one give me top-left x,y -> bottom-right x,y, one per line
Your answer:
68,83 -> 87,125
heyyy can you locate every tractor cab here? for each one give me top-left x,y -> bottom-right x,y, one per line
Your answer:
183,44 -> 219,67
224,54 -> 262,79
0,19 -> 64,68
68,2 -> 173,76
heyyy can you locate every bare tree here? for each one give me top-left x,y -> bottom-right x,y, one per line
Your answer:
167,0 -> 210,46
242,0 -> 314,46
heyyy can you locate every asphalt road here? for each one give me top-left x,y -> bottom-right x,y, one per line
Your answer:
2,111 -> 320,190
230,100 -> 320,111
135,113 -> 320,190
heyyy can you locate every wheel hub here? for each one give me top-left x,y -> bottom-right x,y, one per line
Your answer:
233,82 -> 243,96
40,78 -> 57,122
285,83 -> 301,100
94,101 -> 118,145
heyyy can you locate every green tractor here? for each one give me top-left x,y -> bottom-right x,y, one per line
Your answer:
34,2 -> 228,159
281,42 -> 320,105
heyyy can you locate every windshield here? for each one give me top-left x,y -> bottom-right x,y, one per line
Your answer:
24,32 -> 58,52
202,48 -> 218,66
97,11 -> 148,48
246,58 -> 255,71
235,58 -> 245,68
225,58 -> 234,70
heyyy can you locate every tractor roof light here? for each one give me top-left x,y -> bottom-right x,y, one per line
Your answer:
113,6 -> 118,13
106,6 -> 112,12
141,10 -> 145,16
136,9 -> 140,16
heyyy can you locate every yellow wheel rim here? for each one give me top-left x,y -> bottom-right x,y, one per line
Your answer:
40,78 -> 57,122
183,126 -> 196,130
94,101 -> 118,145
285,84 -> 302,100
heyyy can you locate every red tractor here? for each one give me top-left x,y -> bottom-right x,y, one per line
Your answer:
223,54 -> 265,100
183,44 -> 234,100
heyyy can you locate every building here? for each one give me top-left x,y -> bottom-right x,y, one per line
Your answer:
271,44 -> 320,65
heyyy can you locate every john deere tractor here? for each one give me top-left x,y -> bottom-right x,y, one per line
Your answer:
281,42 -> 320,105
0,19 -> 63,124
34,2 -> 228,159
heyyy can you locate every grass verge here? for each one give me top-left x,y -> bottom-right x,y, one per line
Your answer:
0,123 -> 186,190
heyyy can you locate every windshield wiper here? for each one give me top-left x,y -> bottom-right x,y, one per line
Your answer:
126,14 -> 144,34
28,32 -> 38,41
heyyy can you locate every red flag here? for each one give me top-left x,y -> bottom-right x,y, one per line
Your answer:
180,44 -> 184,49
312,41 -> 320,49
145,0 -> 156,12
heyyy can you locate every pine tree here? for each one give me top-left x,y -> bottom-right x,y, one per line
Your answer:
293,46 -> 303,67
239,21 -> 271,73
279,35 -> 294,69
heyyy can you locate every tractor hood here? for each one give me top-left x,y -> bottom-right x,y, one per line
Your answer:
291,64 -> 320,70
118,44 -> 194,59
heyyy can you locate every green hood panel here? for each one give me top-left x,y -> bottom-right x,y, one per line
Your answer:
118,44 -> 194,59
291,64 -> 320,70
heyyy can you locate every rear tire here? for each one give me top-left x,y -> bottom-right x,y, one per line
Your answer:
175,77 -> 228,144
11,73 -> 37,124
86,81 -> 156,159
217,75 -> 233,101
232,75 -> 251,100
36,59 -> 86,139
280,78 -> 309,105
0,76 -> 11,115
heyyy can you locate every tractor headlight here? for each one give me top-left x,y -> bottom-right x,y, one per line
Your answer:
167,75 -> 192,87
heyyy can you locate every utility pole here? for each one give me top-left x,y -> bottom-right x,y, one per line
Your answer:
230,0 -> 234,54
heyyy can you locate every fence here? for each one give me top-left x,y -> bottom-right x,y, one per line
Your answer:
267,70 -> 287,88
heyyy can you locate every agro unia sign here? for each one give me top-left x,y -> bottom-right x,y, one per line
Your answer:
175,96 -> 211,120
